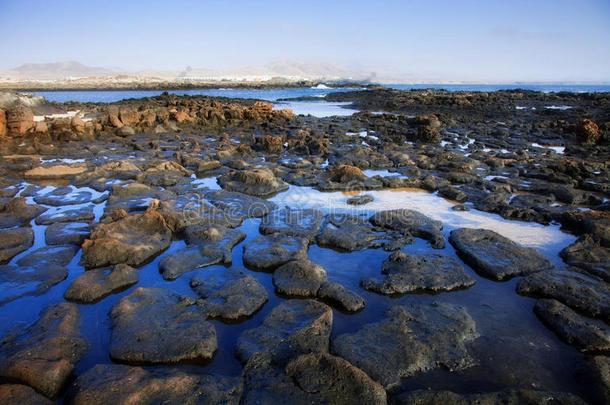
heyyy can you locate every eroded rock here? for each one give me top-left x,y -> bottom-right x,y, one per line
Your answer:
0,227 -> 33,264
242,234 -> 308,271
370,209 -> 445,249
273,259 -> 328,297
64,264 -> 138,303
260,208 -> 323,241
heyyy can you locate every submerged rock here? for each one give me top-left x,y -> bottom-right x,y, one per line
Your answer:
0,227 -> 33,264
0,264 -> 68,305
190,268 -> 268,320
68,364 -> 242,405
235,299 -> 332,363
0,384 -> 53,405
64,264 -> 138,303
534,299 -> 610,352
361,252 -> 475,295
109,287 -> 216,363
516,269 -> 610,322
242,234 -> 309,271
260,208 -> 323,241
370,209 -> 445,249
273,259 -> 328,297
218,168 -> 289,197
449,228 -> 554,280
0,303 -> 88,398
332,302 -> 479,388
159,225 -> 245,280
82,210 -> 172,268
394,389 -> 587,405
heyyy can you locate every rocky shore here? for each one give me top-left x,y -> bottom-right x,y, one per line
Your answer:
0,87 -> 608,404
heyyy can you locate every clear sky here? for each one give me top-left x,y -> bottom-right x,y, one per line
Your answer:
1,0 -> 609,82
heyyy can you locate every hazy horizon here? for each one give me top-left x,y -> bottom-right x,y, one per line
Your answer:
1,0 -> 609,82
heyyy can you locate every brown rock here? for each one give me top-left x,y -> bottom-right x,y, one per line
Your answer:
0,384 -> 53,405
6,106 -> 34,136
262,135 -> 284,153
71,116 -> 85,134
24,164 -> 88,179
107,106 -> 123,128
119,106 -> 140,126
330,165 -> 366,182
575,119 -> 600,144
0,108 -> 7,137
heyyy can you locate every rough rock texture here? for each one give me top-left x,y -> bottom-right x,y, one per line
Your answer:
6,106 -> 34,136
394,389 -> 587,405
273,259 -> 328,297
370,209 -> 445,249
235,299 -> 332,363
534,299 -> 610,352
449,228 -> 554,280
284,353 -> 387,405
316,213 -> 405,251
361,252 -> 476,295
64,264 -> 138,303
589,356 -> 610,405
347,194 -> 374,205
0,303 -> 88,398
34,187 -> 93,206
159,225 -> 245,280
0,384 -> 53,405
0,197 -> 46,228
16,245 -> 77,267
575,118 -> 600,144
68,364 -> 242,405
82,210 -> 172,268
516,269 -> 610,322
35,205 -> 95,225
317,281 -> 366,312
109,287 -> 216,363
0,264 -> 68,305
560,235 -> 610,282
161,193 -> 245,229
332,302 -> 479,388
0,227 -> 33,264
242,234 -> 309,271
260,208 -> 323,241
190,268 -> 268,320
24,164 -> 88,179
45,222 -> 90,246
205,189 -> 277,218
218,168 -> 289,197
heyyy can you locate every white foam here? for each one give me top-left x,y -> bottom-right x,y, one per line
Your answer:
33,110 -> 80,122
545,105 -> 572,110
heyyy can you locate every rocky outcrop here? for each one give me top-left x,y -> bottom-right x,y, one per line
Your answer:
0,303 -> 88,398
575,118 -> 600,144
218,168 -> 289,197
449,228 -> 554,280
273,259 -> 328,296
6,106 -> 34,136
242,233 -> 309,271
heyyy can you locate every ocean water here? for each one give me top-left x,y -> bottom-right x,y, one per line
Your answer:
386,83 -> 610,93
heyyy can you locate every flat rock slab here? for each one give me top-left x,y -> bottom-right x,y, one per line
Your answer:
260,208 -> 323,241
82,211 -> 172,268
163,194 -> 245,229
0,384 -> 54,405
332,302 -> 479,389
206,189 -> 277,218
0,264 -> 68,306
34,187 -> 93,206
517,269 -> 610,322
370,209 -> 445,249
318,281 -> 366,312
449,228 -> 554,280
190,268 -> 268,320
159,225 -> 245,280
236,299 -> 332,363
316,213 -> 406,252
109,287 -> 216,363
0,302 -> 88,398
35,205 -> 95,225
361,252 -> 475,295
17,245 -> 77,267
218,168 -> 289,197
24,164 -> 88,179
560,235 -> 610,282
396,389 -> 588,405
0,227 -> 33,264
243,234 -> 309,271
0,197 -> 46,228
534,299 -> 610,352
68,364 -> 242,405
273,259 -> 328,297
45,222 -> 90,246
346,194 -> 374,205
64,264 -> 138,303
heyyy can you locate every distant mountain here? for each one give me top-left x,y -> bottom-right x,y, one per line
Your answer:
2,61 -> 117,80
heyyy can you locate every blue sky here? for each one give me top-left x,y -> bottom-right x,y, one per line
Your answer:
1,0 -> 609,82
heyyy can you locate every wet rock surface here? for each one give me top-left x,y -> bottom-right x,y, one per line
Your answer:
362,252 -> 476,295
260,208 -> 323,241
449,228 -> 555,280
109,287 -> 217,363
273,259 -> 328,296
317,281 -> 366,312
0,384 -> 54,405
333,302 -> 479,388
0,264 -> 68,305
219,168 -> 289,197
64,264 -> 138,303
242,233 -> 309,271
45,221 -> 90,245
159,225 -> 245,280
68,364 -> 243,405
0,197 -> 46,228
0,303 -> 88,398
190,268 -> 268,320
370,209 -> 445,249
0,227 -> 33,263
394,389 -> 588,405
